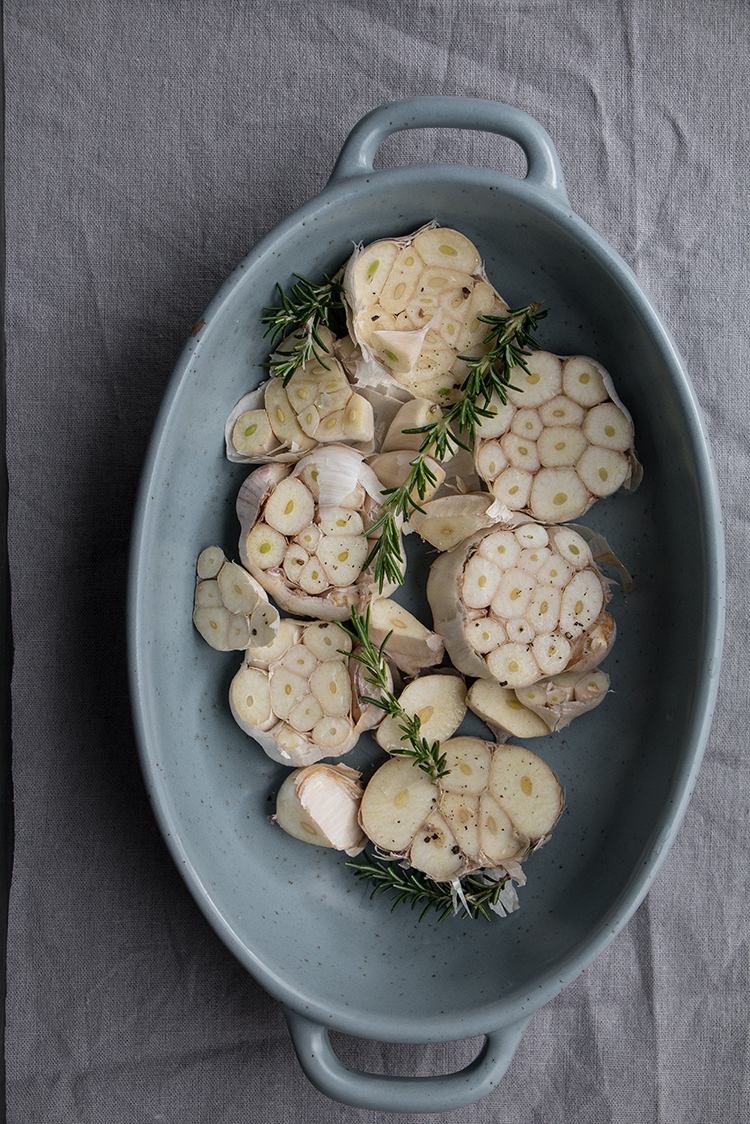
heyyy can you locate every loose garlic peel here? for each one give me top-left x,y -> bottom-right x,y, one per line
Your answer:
229,618 -> 390,767
224,328 -> 376,463
473,352 -> 642,523
273,763 -> 367,855
344,223 -> 509,404
236,445 -> 404,621
427,522 -> 614,689
192,546 -> 280,651
359,739 -> 563,881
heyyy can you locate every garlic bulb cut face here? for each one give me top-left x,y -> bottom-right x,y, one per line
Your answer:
229,618 -> 390,767
192,547 -> 280,651
427,523 -> 615,688
359,739 -> 563,881
225,329 -> 375,464
474,353 -> 642,522
343,223 -> 509,404
273,763 -> 367,856
236,445 -> 405,621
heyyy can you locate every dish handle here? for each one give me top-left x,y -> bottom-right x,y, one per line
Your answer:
328,95 -> 568,202
282,1006 -> 532,1113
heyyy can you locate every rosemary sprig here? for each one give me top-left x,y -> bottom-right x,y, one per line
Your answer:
338,607 -> 448,781
366,302 -> 547,591
261,273 -> 347,384
346,857 -> 512,922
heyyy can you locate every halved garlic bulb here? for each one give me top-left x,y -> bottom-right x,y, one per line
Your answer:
359,739 -> 563,882
229,617 -> 391,767
192,546 -> 280,651
474,352 -> 642,522
236,445 -> 405,620
344,223 -> 509,404
225,327 -> 375,463
427,522 -> 615,689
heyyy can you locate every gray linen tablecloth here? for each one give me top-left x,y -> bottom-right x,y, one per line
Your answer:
4,2 -> 748,1121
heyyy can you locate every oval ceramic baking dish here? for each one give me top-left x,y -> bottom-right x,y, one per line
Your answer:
128,98 -> 724,1113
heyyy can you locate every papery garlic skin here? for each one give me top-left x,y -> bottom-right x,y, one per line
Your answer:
427,523 -> 615,689
359,739 -> 563,882
236,445 -> 404,621
474,352 -> 642,523
343,224 -> 509,404
229,618 -> 391,767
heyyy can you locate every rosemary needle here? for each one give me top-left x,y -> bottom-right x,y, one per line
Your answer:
338,607 -> 448,781
345,859 -> 513,922
366,302 -> 547,591
261,273 -> 347,384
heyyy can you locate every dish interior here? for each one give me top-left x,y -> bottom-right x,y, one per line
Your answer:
132,168 -> 718,1042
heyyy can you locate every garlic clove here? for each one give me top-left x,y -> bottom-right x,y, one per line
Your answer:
478,793 -> 528,865
409,812 -> 463,881
359,757 -> 439,854
196,546 -> 226,580
375,674 -> 467,753
367,597 -> 444,676
229,666 -> 274,733
466,680 -> 550,739
439,736 -> 492,797
488,744 -> 563,845
217,561 -> 262,615
232,409 -> 275,456
274,763 -> 367,855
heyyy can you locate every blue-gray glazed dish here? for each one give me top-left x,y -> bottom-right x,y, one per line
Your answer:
128,98 -> 724,1113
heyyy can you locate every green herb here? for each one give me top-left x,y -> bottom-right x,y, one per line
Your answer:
261,273 -> 347,384
366,302 -> 547,591
338,607 -> 448,781
346,857 -> 513,922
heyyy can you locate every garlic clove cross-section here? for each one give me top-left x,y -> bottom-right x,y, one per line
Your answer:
374,673 -> 468,754
192,546 -> 280,651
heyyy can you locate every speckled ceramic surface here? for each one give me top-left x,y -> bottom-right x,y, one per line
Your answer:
128,98 -> 724,1112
